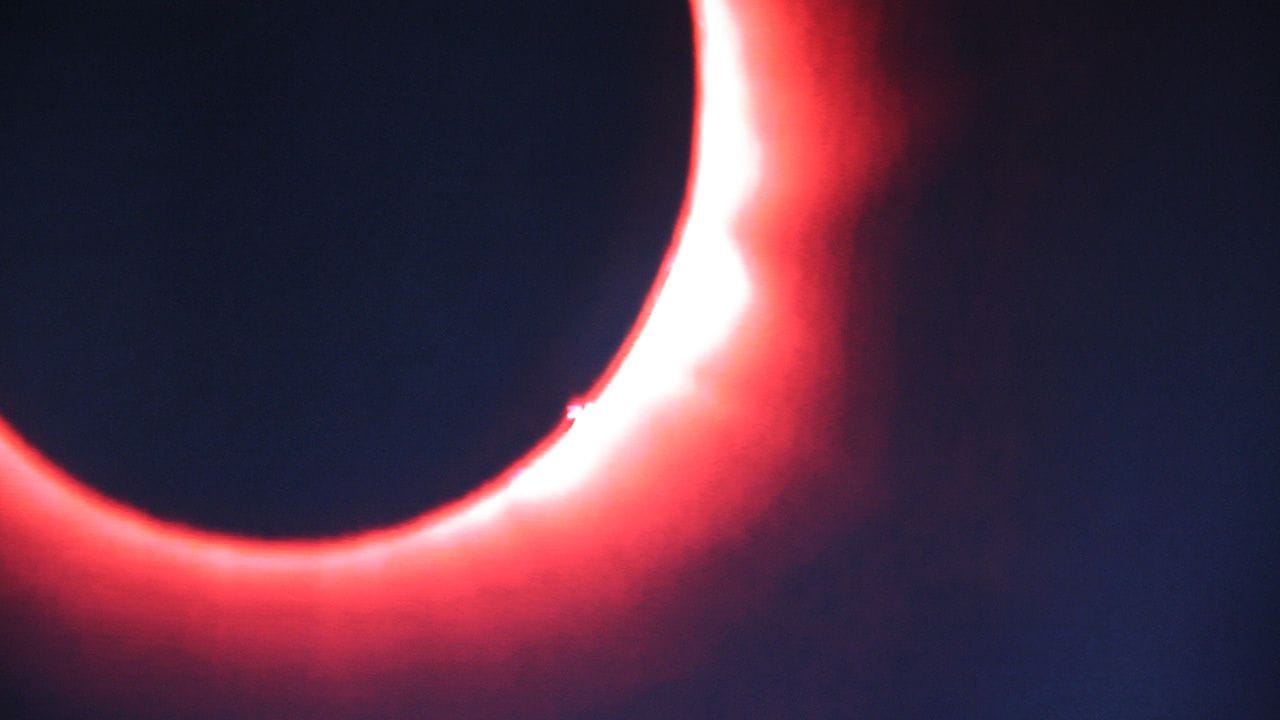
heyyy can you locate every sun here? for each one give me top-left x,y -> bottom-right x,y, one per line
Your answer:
0,0 -> 895,715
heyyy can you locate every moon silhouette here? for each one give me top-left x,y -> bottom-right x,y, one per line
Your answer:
0,0 -> 900,715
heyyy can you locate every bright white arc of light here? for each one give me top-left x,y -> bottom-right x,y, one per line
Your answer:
430,0 -> 757,535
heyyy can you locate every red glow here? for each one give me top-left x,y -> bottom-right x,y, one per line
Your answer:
0,1 -> 902,716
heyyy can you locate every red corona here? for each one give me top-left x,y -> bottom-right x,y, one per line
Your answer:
0,1 -> 902,715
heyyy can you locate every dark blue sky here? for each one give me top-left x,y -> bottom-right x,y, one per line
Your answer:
1,1 -> 1276,717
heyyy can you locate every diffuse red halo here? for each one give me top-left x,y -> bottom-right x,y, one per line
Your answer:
0,0 -> 899,715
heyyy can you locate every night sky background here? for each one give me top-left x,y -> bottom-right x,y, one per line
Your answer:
2,1 -> 1276,718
